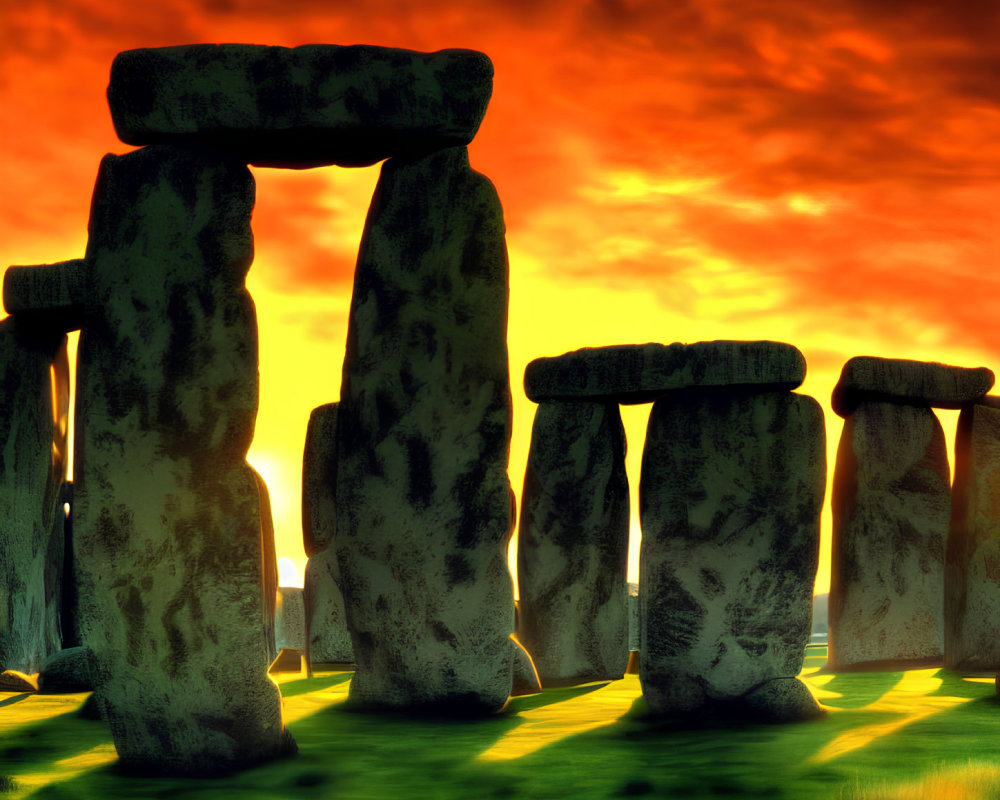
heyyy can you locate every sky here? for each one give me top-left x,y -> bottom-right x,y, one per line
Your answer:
2,0 -> 999,595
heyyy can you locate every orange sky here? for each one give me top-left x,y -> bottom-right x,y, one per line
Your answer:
2,1 -> 1000,595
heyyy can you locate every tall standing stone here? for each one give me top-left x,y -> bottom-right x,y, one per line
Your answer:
0,318 -> 67,673
302,403 -> 353,664
517,400 -> 629,685
336,145 -> 514,713
828,402 -> 950,670
72,145 -> 293,773
639,388 -> 825,721
946,399 -> 1000,670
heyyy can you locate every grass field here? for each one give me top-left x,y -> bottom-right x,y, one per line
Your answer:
3,645 -> 1000,799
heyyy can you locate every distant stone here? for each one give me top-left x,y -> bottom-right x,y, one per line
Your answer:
524,341 -> 805,404
628,583 -> 639,652
0,670 -> 38,693
832,356 -> 993,418
108,44 -> 493,168
336,146 -> 514,714
509,637 -> 541,696
639,390 -> 825,720
0,318 -> 67,675
275,587 -> 305,652
517,400 -> 629,686
302,403 -> 338,558
253,468 -> 279,665
303,550 -> 353,665
72,145 -> 293,773
37,647 -> 90,693
828,402 -> 949,670
268,648 -> 304,675
946,401 -> 1000,669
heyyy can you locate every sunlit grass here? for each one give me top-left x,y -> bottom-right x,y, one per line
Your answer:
4,646 -> 1000,799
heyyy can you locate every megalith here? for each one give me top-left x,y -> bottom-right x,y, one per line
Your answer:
638,343 -> 825,721
301,403 -> 353,665
946,398 -> 1000,670
0,318 -> 68,674
336,145 -> 515,714
49,145 -> 292,773
828,357 -> 991,671
516,400 -> 629,686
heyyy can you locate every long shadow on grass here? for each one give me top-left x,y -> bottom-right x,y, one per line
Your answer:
0,700 -> 112,782
278,672 -> 353,699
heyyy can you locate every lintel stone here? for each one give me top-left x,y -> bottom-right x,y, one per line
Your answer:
3,260 -> 87,331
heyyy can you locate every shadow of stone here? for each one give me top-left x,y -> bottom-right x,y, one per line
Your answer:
278,672 -> 352,699
505,682 -> 610,714
815,671 -> 904,709
0,693 -> 32,709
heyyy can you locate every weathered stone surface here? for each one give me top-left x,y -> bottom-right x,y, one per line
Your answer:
524,341 -> 805,404
3,259 -> 86,330
832,356 -> 993,418
303,550 -> 354,665
0,669 -> 38,693
108,45 -> 493,168
828,402 -> 949,670
639,390 -> 825,720
946,401 -> 1000,670
509,636 -> 541,696
302,403 -> 338,558
517,400 -> 629,686
0,318 -> 67,675
72,145 -> 293,773
252,468 -> 279,665
275,587 -> 305,652
628,582 -> 639,652
336,146 -> 515,713
37,646 -> 90,693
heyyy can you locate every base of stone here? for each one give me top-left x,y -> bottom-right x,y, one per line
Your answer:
944,656 -> 1000,672
0,670 -> 38,692
626,650 -> 639,675
823,654 -> 943,672
268,648 -> 306,675
113,729 -> 298,778
641,677 -> 824,725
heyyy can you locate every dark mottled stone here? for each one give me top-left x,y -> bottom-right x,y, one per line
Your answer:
336,146 -> 514,713
639,389 -> 825,719
0,319 -> 67,674
509,636 -> 541,696
828,402 -> 949,670
37,646 -> 91,693
108,44 -> 493,168
304,551 -> 354,665
524,341 -> 805,404
3,260 -> 86,331
946,401 -> 1000,669
302,403 -> 338,558
253,468 -> 279,665
0,670 -> 38,692
72,145 -> 293,773
517,400 -> 629,685
832,356 -> 993,418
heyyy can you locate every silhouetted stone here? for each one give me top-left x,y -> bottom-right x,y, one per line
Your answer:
639,389 -> 825,720
524,341 -> 805,404
0,318 -> 67,675
108,45 -> 493,168
275,587 -> 305,652
37,646 -> 90,693
3,259 -> 86,331
0,670 -> 38,693
828,401 -> 949,670
946,399 -> 1000,670
304,550 -> 353,665
517,400 -> 629,686
253,468 -> 279,665
832,356 -> 993,418
336,146 -> 514,713
302,403 -> 338,558
72,145 -> 293,773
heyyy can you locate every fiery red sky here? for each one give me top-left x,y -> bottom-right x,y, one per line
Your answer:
3,1 -> 999,593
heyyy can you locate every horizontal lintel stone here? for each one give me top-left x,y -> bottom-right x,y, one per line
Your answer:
3,260 -> 87,332
108,44 -> 494,168
523,340 -> 806,404
832,356 -> 994,418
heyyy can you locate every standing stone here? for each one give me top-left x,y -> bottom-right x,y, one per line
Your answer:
108,44 -> 494,169
275,587 -> 305,652
336,145 -> 514,713
0,318 -> 67,674
72,145 -> 293,773
302,403 -> 353,664
639,389 -> 825,720
828,402 -> 949,670
517,400 -> 629,686
252,468 -> 279,665
946,399 -> 1000,670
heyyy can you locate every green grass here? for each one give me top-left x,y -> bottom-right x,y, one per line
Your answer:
3,646 -> 1000,799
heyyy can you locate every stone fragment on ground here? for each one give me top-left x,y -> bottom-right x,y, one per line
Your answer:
108,44 -> 493,168
336,146 -> 515,714
832,356 -> 993,417
524,340 -> 806,404
639,389 -> 825,720
70,145 -> 293,773
0,318 -> 67,675
517,400 -> 629,686
0,670 -> 38,693
828,401 -> 949,670
946,399 -> 1000,670
37,646 -> 91,693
